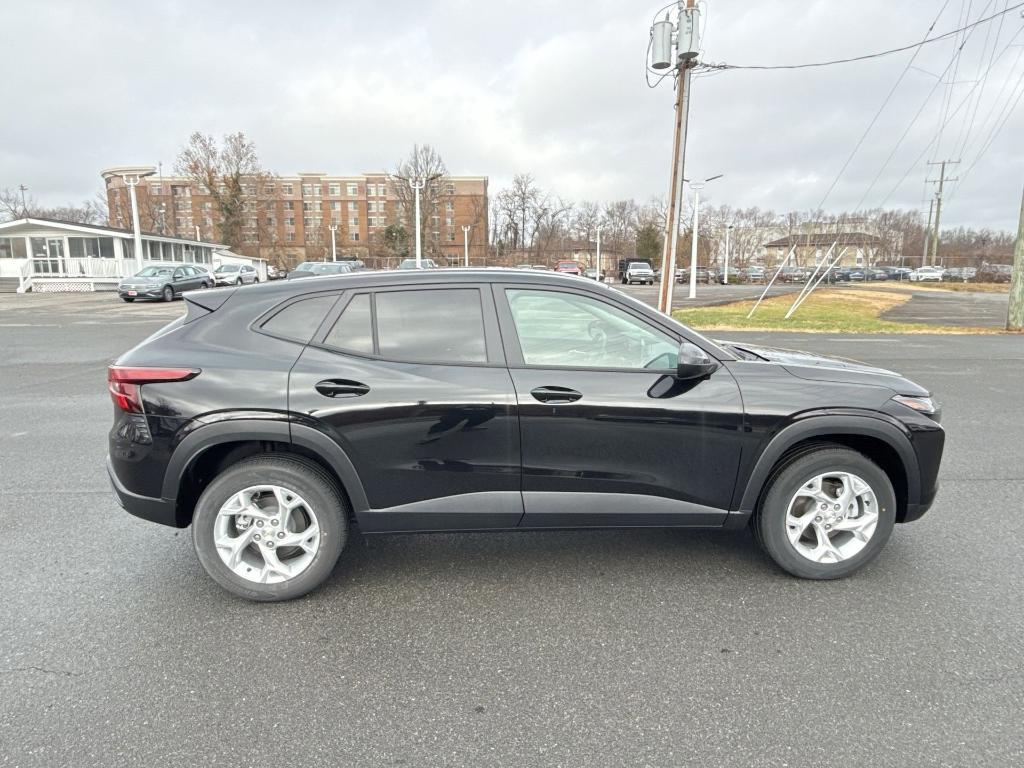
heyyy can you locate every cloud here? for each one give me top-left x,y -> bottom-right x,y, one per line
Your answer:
1,0 -> 1021,230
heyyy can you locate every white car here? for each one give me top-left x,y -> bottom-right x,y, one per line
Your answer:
910,266 -> 945,282
625,262 -> 655,285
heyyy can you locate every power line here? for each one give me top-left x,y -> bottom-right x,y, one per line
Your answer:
811,0 -> 953,213
698,1 -> 1024,72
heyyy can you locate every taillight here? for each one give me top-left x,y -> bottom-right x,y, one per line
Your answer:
108,366 -> 200,413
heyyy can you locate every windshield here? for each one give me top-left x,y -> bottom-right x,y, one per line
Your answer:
135,266 -> 174,277
214,265 -> 239,273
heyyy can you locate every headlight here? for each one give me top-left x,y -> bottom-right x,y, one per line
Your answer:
892,395 -> 937,414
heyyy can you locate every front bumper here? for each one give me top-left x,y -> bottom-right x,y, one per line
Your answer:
106,454 -> 181,527
118,287 -> 163,298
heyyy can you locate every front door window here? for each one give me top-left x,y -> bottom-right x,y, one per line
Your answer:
505,288 -> 678,370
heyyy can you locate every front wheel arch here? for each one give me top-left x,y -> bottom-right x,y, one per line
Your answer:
736,418 -> 916,523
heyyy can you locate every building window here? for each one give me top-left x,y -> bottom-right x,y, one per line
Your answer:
302,183 -> 321,197
264,183 -> 275,195
445,217 -> 453,226
431,232 -> 439,243
349,232 -> 360,241
431,216 -> 440,227
446,231 -> 455,242
266,217 -> 276,227
330,201 -> 340,211
150,184 -> 162,196
445,201 -> 454,211
286,232 -> 295,242
348,201 -> 358,212
243,184 -> 256,196
172,185 -> 191,197
284,201 -> 294,211
281,183 -> 293,195
368,201 -> 377,213
347,183 -> 358,196
445,183 -> 455,195
328,183 -> 341,196
204,217 -> 213,227
201,202 -> 212,211
285,217 -> 295,227
349,218 -> 359,228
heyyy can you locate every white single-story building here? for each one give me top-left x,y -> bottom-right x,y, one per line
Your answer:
0,217 -> 265,293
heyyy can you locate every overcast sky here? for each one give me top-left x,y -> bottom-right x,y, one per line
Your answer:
3,0 -> 1023,230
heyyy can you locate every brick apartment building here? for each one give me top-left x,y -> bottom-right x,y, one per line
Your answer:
104,171 -> 489,267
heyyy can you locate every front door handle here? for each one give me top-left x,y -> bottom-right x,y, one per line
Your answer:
315,379 -> 370,398
530,386 -> 582,404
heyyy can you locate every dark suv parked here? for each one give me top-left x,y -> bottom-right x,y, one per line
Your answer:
107,270 -> 944,600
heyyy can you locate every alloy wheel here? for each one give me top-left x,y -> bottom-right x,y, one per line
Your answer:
213,485 -> 321,584
785,471 -> 878,564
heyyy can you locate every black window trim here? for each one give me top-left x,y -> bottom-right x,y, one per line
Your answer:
310,283 -> 506,368
251,289 -> 343,346
492,283 -> 690,375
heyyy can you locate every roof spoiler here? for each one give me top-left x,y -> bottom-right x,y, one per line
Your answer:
183,286 -> 236,322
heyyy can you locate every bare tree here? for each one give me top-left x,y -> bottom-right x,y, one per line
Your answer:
1,187 -> 106,224
389,144 -> 452,259
175,131 -> 271,253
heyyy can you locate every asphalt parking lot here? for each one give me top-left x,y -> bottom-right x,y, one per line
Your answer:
2,293 -> 1022,767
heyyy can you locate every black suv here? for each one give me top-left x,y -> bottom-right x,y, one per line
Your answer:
107,270 -> 944,600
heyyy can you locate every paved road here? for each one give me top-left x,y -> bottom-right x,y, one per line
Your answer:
879,286 -> 1010,328
1,295 -> 1022,767
614,279 -> 800,308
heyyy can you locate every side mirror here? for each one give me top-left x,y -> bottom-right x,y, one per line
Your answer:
676,341 -> 718,380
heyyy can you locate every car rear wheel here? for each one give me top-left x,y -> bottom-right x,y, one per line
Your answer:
162,286 -> 174,302
191,455 -> 348,601
122,297 -> 134,303
754,447 -> 895,579
236,278 -> 242,285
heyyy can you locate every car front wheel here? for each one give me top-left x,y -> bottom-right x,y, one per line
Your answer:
754,447 -> 896,579
191,455 -> 349,601
162,286 -> 174,302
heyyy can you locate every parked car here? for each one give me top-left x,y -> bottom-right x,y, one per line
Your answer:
943,266 -> 976,282
515,263 -> 533,270
910,266 -> 945,282
975,264 -> 1012,283
879,266 -> 913,281
778,266 -> 809,283
584,268 -> 601,280
531,264 -> 551,271
867,269 -> 889,281
740,266 -> 766,283
287,262 -> 354,280
624,261 -> 655,285
398,258 -> 439,270
554,261 -> 583,276
106,269 -> 944,600
118,263 -> 213,302
617,259 -> 653,283
214,263 -> 259,286
267,265 -> 288,280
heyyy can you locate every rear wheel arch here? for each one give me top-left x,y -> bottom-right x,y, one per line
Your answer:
166,420 -> 368,527
737,417 -> 918,523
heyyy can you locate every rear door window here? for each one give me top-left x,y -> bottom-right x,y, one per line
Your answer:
375,289 -> 486,363
323,294 -> 373,354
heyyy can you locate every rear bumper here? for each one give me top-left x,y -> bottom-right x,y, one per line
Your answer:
106,454 -> 181,527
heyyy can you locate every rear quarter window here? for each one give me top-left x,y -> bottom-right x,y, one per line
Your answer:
260,295 -> 337,343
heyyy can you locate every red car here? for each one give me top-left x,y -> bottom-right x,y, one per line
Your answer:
554,260 -> 582,276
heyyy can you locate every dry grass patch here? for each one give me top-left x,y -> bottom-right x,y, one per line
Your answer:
674,287 -> 999,334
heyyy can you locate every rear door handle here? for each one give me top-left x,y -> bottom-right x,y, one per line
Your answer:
530,386 -> 582,404
315,379 -> 370,398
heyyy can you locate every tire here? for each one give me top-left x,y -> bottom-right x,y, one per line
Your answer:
191,454 -> 349,601
753,446 -> 896,580
253,277 -> 259,284
122,297 -> 134,303
162,285 -> 174,302
236,278 -> 243,285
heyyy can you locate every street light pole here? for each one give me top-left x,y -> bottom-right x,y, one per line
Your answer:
409,178 -> 426,268
101,167 -> 156,271
462,225 -> 471,267
724,224 -> 733,284
329,224 -> 338,261
596,224 -> 602,280
686,174 -> 722,299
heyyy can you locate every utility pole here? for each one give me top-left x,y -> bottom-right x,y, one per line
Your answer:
596,224 -> 602,280
329,224 -> 338,261
921,196 -> 935,268
462,225 -> 471,267
1007,184 -> 1024,331
650,0 -> 701,315
18,185 -> 28,217
927,159 -> 959,265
